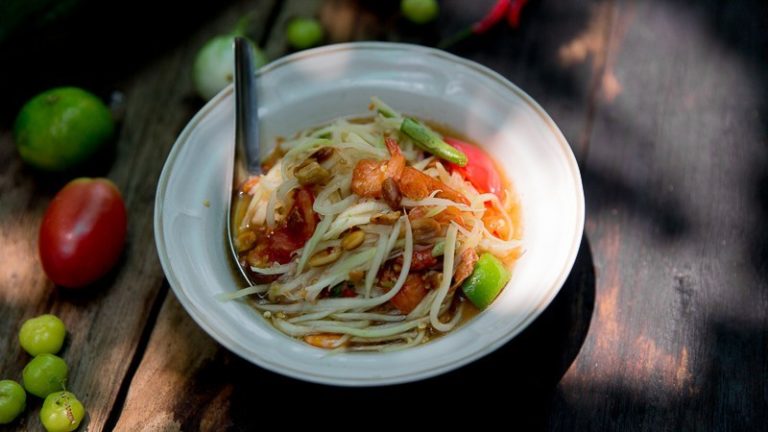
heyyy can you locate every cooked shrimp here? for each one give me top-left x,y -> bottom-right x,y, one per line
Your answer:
351,159 -> 385,197
304,333 -> 347,348
409,205 -> 469,229
398,166 -> 469,205
351,137 -> 405,198
352,137 -> 469,206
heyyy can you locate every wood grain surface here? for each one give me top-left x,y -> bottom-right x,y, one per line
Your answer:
0,0 -> 765,430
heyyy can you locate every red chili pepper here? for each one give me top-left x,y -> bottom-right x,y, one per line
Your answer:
438,0 -> 531,49
472,0 -> 511,34
506,0 -> 529,28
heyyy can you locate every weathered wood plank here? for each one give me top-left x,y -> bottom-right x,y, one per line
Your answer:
111,294 -> 224,431
554,0 -> 768,430
0,1 -> 276,430
105,2 -> 279,429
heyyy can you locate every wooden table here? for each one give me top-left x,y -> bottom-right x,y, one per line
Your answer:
1,0 -> 766,429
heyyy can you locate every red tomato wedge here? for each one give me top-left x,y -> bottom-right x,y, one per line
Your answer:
39,178 -> 127,288
444,137 -> 503,199
265,188 -> 318,264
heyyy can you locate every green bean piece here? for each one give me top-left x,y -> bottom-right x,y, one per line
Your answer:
400,117 -> 468,166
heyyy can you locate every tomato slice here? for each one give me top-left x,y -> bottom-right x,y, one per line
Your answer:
444,137 -> 503,199
265,188 -> 318,264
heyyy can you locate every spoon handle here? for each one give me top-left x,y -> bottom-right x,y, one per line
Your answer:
234,37 -> 261,176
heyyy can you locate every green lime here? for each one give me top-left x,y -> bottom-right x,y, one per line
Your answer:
461,253 -> 511,310
14,87 -> 114,171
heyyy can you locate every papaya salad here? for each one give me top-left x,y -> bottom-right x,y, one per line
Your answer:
226,97 -> 522,352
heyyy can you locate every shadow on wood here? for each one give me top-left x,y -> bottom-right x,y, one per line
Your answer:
0,0 -> 239,126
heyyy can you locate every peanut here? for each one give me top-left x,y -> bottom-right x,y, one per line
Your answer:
341,229 -> 365,250
371,211 -> 401,225
411,218 -> 441,242
309,247 -> 342,267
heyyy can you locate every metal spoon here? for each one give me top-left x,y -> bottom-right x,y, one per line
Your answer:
228,36 -> 261,286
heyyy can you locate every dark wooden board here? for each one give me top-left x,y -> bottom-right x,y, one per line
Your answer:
555,0 -> 768,430
1,0 -> 766,430
0,1 -> 277,430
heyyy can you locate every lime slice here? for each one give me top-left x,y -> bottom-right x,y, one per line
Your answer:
461,253 -> 511,310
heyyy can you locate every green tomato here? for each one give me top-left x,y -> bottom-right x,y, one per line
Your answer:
193,34 -> 267,101
22,354 -> 68,398
40,391 -> 84,432
14,87 -> 114,171
461,253 -> 511,310
0,380 -> 26,424
286,17 -> 324,50
19,314 -> 67,356
401,0 -> 439,24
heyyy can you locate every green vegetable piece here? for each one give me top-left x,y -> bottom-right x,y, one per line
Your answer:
0,380 -> 26,424
461,253 -> 511,310
370,96 -> 400,119
40,391 -> 84,432
431,241 -> 445,257
22,354 -> 68,398
14,87 -> 114,171
329,283 -> 344,298
19,314 -> 67,356
286,17 -> 324,50
400,117 -> 468,166
401,0 -> 439,24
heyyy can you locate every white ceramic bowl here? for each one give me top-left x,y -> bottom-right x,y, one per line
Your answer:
155,42 -> 584,386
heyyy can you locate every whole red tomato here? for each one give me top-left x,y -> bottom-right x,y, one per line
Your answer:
39,178 -> 127,288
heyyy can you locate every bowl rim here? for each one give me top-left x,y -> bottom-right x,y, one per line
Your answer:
154,41 -> 585,386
